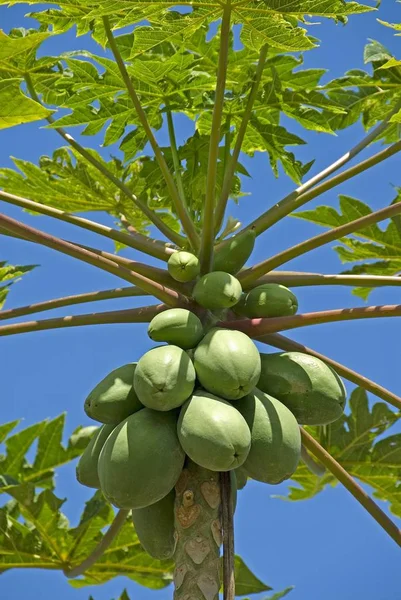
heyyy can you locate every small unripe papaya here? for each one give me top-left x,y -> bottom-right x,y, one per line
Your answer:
147,309 -> 204,349
258,352 -> 346,425
98,409 -> 185,509
76,424 -> 115,489
236,389 -> 301,484
134,345 -> 196,411
177,390 -> 251,471
193,328 -> 261,400
84,363 -> 143,424
213,229 -> 256,274
239,283 -> 298,318
132,490 -> 176,560
193,271 -> 242,309
168,251 -> 200,282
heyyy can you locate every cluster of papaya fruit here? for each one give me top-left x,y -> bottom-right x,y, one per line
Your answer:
76,235 -> 346,561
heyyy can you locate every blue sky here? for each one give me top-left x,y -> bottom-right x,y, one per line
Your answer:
1,2 -> 401,600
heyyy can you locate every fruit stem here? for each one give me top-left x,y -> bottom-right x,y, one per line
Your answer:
259,332 -> 401,412
0,304 -> 168,337
239,200 -> 401,286
102,18 -> 199,250
174,461 -> 222,600
199,1 -> 232,274
220,472 -> 235,600
0,212 -> 187,306
64,509 -> 129,578
24,74 -> 185,247
0,286 -> 148,322
300,428 -> 401,548
244,99 -> 401,237
0,189 -> 175,262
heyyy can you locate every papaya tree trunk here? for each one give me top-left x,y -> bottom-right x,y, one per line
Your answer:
173,461 -> 222,600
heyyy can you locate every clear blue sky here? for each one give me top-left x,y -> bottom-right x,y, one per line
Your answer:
1,2 -> 401,600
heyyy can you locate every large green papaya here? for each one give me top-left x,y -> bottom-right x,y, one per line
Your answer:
132,490 -> 176,560
213,229 -> 256,274
193,328 -> 261,400
236,389 -> 301,484
238,283 -> 298,318
258,352 -> 346,425
193,271 -> 242,309
147,309 -> 204,349
76,424 -> 115,489
177,390 -> 251,471
98,409 -> 185,509
168,251 -> 200,283
134,345 -> 196,411
84,363 -> 143,424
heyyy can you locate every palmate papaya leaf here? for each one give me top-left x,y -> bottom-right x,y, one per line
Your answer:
293,194 -> 401,299
0,414 -> 96,491
287,388 -> 401,517
0,260 -> 37,310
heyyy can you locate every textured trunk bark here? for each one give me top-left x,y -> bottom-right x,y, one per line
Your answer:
173,461 -> 222,600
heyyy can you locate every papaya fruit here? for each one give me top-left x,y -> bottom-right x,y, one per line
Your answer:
258,352 -> 346,425
147,308 -> 204,349
238,283 -> 298,318
84,363 -> 143,424
98,409 -> 185,509
213,229 -> 256,274
177,390 -> 251,471
134,345 -> 196,411
235,389 -> 301,484
193,271 -> 242,309
168,251 -> 200,283
193,328 -> 261,400
132,490 -> 176,560
76,424 -> 115,489
235,467 -> 248,490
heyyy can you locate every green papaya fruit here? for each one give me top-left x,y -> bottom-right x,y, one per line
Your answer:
213,229 -> 256,274
177,390 -> 251,471
193,271 -> 242,309
84,363 -> 143,424
168,251 -> 200,283
239,283 -> 298,318
98,409 -> 185,509
193,328 -> 261,400
258,352 -> 346,425
236,389 -> 301,484
235,467 -> 248,490
134,345 -> 196,411
132,490 -> 176,560
76,424 -> 115,489
147,309 -> 204,349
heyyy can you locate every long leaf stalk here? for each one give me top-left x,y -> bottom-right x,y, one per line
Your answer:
0,304 -> 167,338
214,44 -> 268,233
0,286 -> 147,322
220,473 -> 235,600
259,332 -> 401,412
253,271 -> 401,289
166,110 -> 188,211
220,304 -> 401,337
0,189 -> 175,262
0,213 -> 187,306
240,199 -> 401,286
64,509 -> 129,578
24,75 -> 184,247
199,1 -> 232,273
300,428 -> 401,548
102,18 -> 199,250
246,139 -> 401,237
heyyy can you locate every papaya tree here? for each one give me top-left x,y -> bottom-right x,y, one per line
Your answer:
1,1 -> 401,599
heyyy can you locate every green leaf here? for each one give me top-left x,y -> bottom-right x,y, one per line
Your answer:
234,555 -> 272,595
287,389 -> 401,516
0,260 -> 37,310
0,79 -> 52,129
